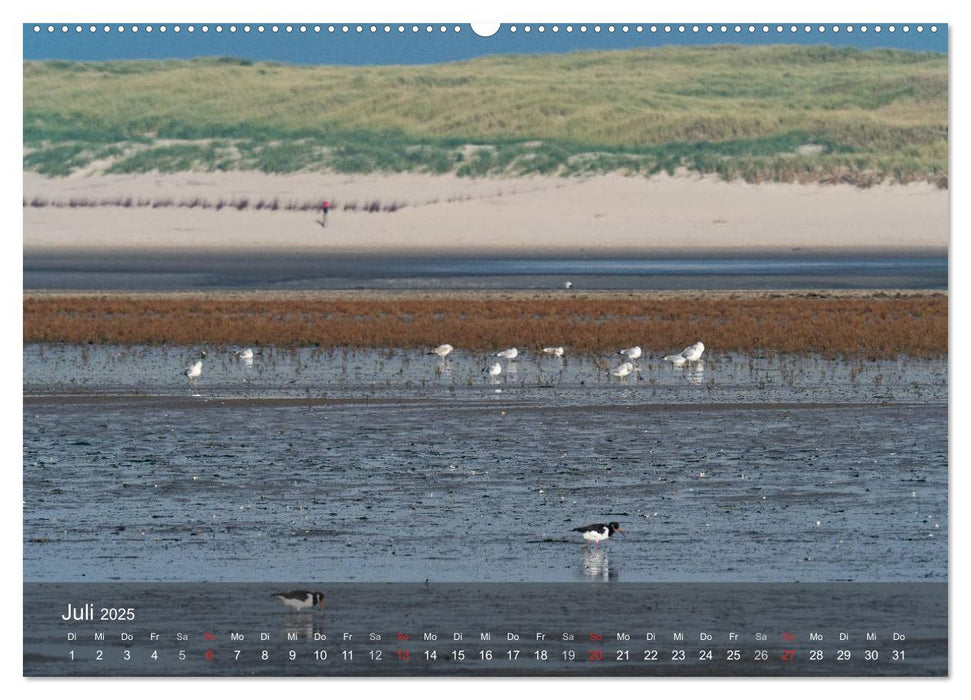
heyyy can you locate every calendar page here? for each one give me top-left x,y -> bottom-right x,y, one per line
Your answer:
22,19 -> 948,677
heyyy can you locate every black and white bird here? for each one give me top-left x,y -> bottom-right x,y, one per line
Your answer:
235,348 -> 254,361
572,522 -> 623,548
271,590 -> 327,611
181,351 -> 206,381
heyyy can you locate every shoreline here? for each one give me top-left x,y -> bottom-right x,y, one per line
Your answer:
23,244 -> 949,257
22,288 -> 947,301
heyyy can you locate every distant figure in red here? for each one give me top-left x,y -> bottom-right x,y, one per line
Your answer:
320,200 -> 330,227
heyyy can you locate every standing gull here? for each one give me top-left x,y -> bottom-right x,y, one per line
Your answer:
542,346 -> 565,358
496,348 -> 519,360
429,344 -> 454,358
664,341 -> 705,365
617,346 -> 642,360
181,352 -> 206,381
486,362 -> 503,377
610,361 -> 634,379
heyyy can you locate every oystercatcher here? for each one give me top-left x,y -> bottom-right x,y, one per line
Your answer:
271,590 -> 327,611
573,522 -> 623,548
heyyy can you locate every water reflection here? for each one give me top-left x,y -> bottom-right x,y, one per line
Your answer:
687,360 -> 705,385
22,344 -> 946,405
665,358 -> 706,385
581,548 -> 619,581
280,613 -> 327,641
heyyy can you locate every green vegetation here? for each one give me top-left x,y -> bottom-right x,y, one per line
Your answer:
23,46 -> 947,185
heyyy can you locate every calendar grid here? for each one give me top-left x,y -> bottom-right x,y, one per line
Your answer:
24,582 -> 947,676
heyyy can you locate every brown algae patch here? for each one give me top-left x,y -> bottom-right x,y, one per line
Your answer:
23,290 -> 947,359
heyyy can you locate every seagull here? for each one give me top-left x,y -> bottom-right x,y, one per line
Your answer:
573,522 -> 622,549
271,590 -> 326,611
496,348 -> 519,359
235,348 -> 254,360
181,352 -> 205,381
618,346 -> 642,360
486,362 -> 503,377
610,361 -> 634,379
564,281 -> 574,289
542,346 -> 565,358
682,341 -> 705,362
429,344 -> 454,358
664,341 -> 705,364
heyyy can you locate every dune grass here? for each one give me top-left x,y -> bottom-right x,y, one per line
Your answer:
23,46 -> 947,185
22,194 -> 405,213
23,292 -> 947,359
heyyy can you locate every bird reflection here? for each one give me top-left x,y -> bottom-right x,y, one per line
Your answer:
280,613 -> 327,641
581,548 -> 619,581
434,360 -> 452,377
687,360 -> 706,385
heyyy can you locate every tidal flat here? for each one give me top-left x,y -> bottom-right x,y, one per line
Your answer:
23,345 -> 947,583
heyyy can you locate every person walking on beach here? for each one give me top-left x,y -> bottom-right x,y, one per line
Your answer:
320,199 -> 330,227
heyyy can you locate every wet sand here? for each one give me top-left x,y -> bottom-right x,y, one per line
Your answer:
23,347 -> 947,585
21,399 -> 949,584
22,249 -> 948,292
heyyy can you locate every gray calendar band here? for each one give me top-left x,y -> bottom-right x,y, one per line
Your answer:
24,582 -> 947,676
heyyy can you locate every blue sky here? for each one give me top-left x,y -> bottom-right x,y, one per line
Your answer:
23,22 -> 946,64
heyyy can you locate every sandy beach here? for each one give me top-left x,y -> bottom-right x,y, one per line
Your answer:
23,171 -> 948,254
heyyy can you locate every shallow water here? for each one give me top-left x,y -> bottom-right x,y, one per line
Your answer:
23,345 -> 947,405
23,345 -> 947,583
23,252 -> 948,291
